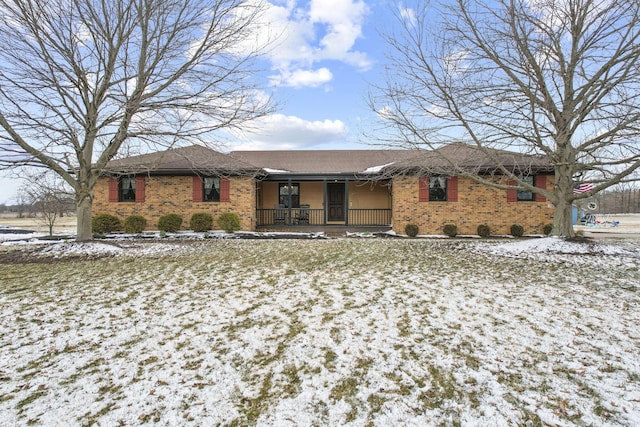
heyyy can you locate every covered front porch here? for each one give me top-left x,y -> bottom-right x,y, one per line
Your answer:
255,177 -> 392,229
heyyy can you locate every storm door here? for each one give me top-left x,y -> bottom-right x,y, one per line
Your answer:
327,182 -> 345,221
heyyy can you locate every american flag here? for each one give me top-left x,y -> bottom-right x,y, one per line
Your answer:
573,183 -> 594,194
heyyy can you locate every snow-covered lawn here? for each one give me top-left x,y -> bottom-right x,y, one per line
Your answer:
1,238 -> 639,426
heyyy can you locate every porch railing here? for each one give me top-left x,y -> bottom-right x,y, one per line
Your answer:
256,208 -> 391,226
348,209 -> 392,226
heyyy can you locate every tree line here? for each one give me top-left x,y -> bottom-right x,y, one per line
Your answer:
590,184 -> 640,214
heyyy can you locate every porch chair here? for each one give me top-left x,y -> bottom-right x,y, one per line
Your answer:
274,204 -> 286,224
295,204 -> 310,224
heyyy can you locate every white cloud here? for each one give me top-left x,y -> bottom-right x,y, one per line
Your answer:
229,113 -> 348,149
443,48 -> 470,76
376,106 -> 396,121
308,0 -> 371,66
524,0 -> 612,31
269,67 -> 333,88
249,0 -> 372,88
399,5 -> 417,26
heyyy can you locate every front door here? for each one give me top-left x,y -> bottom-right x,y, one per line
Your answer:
327,182 -> 345,221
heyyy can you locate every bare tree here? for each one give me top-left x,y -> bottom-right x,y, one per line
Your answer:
371,0 -> 640,237
590,179 -> 640,213
13,191 -> 29,219
0,0 -> 272,241
21,172 -> 74,236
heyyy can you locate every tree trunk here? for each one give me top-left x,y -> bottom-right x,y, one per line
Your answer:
76,193 -> 94,241
552,197 -> 575,238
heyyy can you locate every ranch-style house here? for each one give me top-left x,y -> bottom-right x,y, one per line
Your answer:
93,143 -> 555,235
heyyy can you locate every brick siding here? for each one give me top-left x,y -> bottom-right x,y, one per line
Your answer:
392,175 -> 554,235
93,175 -> 255,231
94,174 -> 554,235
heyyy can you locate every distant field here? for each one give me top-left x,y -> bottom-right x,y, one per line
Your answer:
0,214 -> 77,233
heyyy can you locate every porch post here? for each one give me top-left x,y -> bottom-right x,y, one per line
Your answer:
344,178 -> 349,226
389,179 -> 393,226
255,181 -> 260,227
323,179 -> 327,225
287,178 -> 292,225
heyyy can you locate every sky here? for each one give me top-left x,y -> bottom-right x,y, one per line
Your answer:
226,0 -> 391,150
0,0 -> 398,204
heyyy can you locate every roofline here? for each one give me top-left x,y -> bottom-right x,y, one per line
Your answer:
101,166 -> 555,179
382,165 -> 555,175
230,149 -> 410,154
101,167 -> 262,176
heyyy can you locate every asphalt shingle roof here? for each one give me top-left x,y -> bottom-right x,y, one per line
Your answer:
103,143 -> 552,176
229,150 -> 418,174
390,143 -> 552,174
104,145 -> 257,174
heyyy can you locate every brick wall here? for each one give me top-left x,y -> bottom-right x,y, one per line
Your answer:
93,174 -> 554,235
93,175 -> 256,231
392,175 -> 555,235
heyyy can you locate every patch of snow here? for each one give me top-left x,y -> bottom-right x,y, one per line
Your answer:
37,242 -> 124,257
262,168 -> 291,173
0,232 -> 45,243
361,162 -> 395,173
345,230 -> 397,238
484,236 -> 638,257
1,239 -> 639,426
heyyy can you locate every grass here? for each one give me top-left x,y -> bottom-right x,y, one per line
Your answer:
0,238 -> 639,426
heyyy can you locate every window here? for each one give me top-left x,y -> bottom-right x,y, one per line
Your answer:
109,176 -> 144,203
193,176 -> 230,202
279,183 -> 299,208
508,175 -> 546,203
429,176 -> 447,201
517,176 -> 535,201
419,176 -> 458,202
203,177 -> 220,202
119,176 -> 136,202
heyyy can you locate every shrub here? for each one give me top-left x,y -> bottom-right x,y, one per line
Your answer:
443,223 -> 458,237
510,224 -> 524,237
157,214 -> 183,233
405,223 -> 419,238
124,215 -> 147,234
217,212 -> 241,233
477,224 -> 491,237
543,223 -> 553,235
92,213 -> 122,234
190,212 -> 214,232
